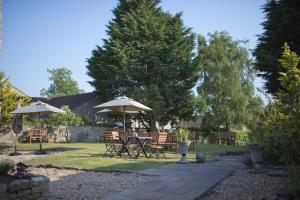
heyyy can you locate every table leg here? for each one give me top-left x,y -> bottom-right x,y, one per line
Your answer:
136,139 -> 149,158
117,140 -> 130,157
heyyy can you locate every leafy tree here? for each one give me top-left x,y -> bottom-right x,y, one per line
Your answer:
87,0 -> 199,130
196,32 -> 258,132
0,70 -> 30,134
245,96 -> 265,141
46,105 -> 84,142
253,0 -> 300,95
40,67 -> 84,97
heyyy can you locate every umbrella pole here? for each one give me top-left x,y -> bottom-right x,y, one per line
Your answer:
39,113 -> 42,153
123,106 -> 126,133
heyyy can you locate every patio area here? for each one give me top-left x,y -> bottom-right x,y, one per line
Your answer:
0,142 -> 246,199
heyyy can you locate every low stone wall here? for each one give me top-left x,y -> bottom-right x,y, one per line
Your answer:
0,175 -> 49,200
68,126 -> 111,142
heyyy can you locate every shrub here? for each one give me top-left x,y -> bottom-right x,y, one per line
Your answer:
0,159 -> 14,176
176,128 -> 190,141
288,165 -> 300,198
234,130 -> 250,145
264,131 -> 294,163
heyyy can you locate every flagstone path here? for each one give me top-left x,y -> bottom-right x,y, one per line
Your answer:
102,155 -> 245,200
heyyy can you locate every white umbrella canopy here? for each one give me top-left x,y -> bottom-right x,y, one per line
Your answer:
12,101 -> 64,114
94,96 -> 151,112
94,96 -> 152,132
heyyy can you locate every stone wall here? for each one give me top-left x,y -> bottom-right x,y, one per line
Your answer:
68,126 -> 111,142
0,126 -> 113,144
0,175 -> 49,200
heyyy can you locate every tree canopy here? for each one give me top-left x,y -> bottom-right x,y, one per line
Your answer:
40,67 -> 84,98
46,105 -> 84,142
0,70 -> 31,134
196,32 -> 260,131
87,0 -> 199,130
253,0 -> 300,95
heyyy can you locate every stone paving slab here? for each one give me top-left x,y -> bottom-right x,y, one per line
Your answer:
102,156 -> 244,200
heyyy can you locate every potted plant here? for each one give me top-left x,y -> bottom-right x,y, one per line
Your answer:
176,128 -> 191,164
248,130 -> 265,167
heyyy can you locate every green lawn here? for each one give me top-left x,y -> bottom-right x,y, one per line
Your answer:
0,143 -> 246,171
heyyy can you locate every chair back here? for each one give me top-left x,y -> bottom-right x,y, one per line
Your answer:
157,133 -> 168,145
149,132 -> 159,142
118,131 -> 128,142
104,131 -> 119,142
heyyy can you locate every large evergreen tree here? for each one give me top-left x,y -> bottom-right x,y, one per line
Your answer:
196,32 -> 257,131
87,0 -> 199,130
254,0 -> 300,95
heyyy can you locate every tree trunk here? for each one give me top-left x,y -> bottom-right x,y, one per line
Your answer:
64,128 -> 69,143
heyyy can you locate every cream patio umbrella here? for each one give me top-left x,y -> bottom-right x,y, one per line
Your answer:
94,96 -> 152,132
12,101 -> 64,154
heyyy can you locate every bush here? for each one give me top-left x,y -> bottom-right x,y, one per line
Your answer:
288,165 -> 300,198
264,131 -> 293,163
234,130 -> 250,145
0,159 -> 14,176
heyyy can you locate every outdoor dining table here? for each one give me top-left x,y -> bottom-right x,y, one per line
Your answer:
128,136 -> 152,158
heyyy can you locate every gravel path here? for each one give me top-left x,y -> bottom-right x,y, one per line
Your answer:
200,166 -> 288,200
0,152 -> 157,199
30,167 -> 156,200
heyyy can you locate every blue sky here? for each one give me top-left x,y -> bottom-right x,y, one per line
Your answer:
0,0 -> 266,98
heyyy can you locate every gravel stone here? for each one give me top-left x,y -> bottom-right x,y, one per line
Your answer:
200,166 -> 288,200
28,167 -> 156,200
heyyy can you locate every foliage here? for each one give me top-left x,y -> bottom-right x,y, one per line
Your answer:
262,44 -> 300,163
87,0 -> 199,130
46,106 -> 84,142
253,0 -> 300,94
98,121 -> 115,128
245,96 -> 265,134
276,43 -> 300,162
0,70 -> 31,134
288,165 -> 300,198
232,130 -> 250,145
0,159 -> 14,176
196,32 -> 257,132
264,131 -> 293,163
176,128 -> 190,142
40,67 -> 84,97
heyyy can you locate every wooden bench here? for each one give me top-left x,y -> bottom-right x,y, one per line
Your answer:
26,129 -> 49,144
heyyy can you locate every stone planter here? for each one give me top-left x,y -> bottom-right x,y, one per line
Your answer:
0,175 -> 49,200
177,141 -> 191,164
196,152 -> 206,163
248,144 -> 264,166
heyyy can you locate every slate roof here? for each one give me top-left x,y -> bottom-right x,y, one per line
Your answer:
31,92 -> 101,122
